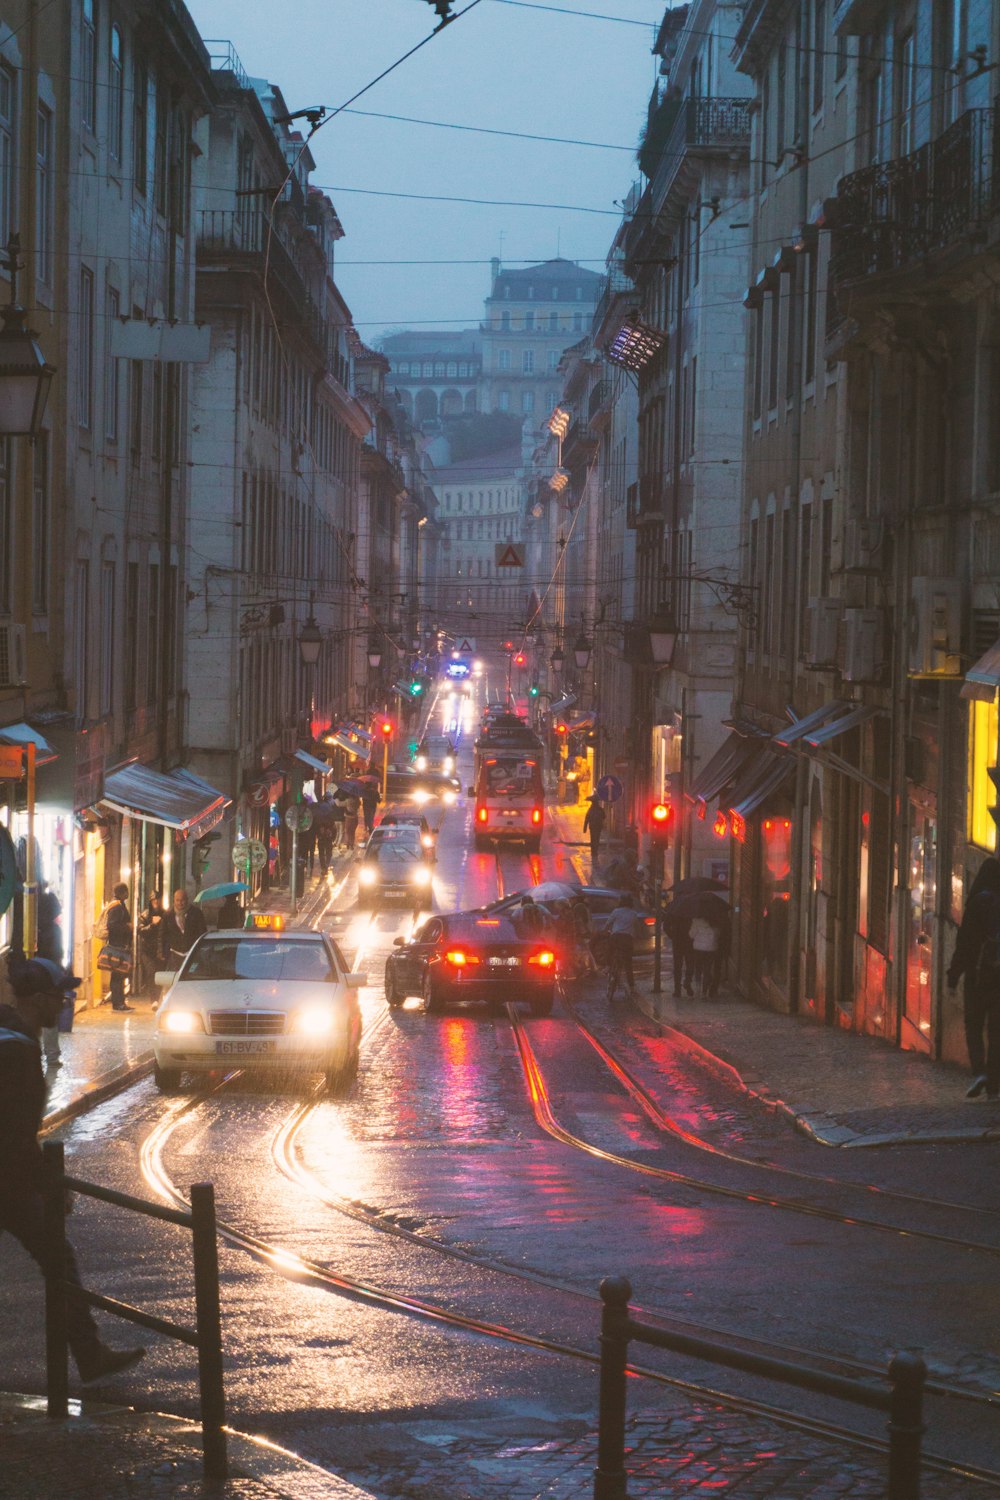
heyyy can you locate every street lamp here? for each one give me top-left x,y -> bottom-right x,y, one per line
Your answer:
367,638 -> 383,670
0,235 -> 54,437
297,611 -> 323,667
573,632 -> 592,671
550,646 -> 565,672
648,607 -> 677,667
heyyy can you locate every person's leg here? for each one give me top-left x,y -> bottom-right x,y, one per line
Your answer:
109,969 -> 127,1011
41,1024 -> 61,1063
965,985 -> 988,1077
2,1196 -> 104,1374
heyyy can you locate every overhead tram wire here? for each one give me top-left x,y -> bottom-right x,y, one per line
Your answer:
256,0 -> 486,658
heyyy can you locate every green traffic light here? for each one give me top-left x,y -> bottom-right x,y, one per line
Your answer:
528,685 -> 539,697
410,681 -> 424,695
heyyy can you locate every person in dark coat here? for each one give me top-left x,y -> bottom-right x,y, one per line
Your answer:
313,795 -> 337,876
947,856 -> 1000,1098
217,893 -> 244,930
361,781 -> 381,835
661,895 -> 694,998
0,956 -> 146,1386
582,795 -> 605,863
136,892 -> 165,998
160,888 -> 208,970
35,881 -> 64,1064
105,883 -> 133,1012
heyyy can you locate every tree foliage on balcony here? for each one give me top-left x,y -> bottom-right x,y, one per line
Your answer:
637,93 -> 682,178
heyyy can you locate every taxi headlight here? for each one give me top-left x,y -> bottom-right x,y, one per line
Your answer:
411,864 -> 432,885
160,1010 -> 204,1034
292,1005 -> 338,1037
359,865 -> 378,887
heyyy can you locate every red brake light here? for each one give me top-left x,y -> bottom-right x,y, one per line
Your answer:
476,807 -> 488,824
531,807 -> 542,825
445,949 -> 480,967
529,949 -> 555,968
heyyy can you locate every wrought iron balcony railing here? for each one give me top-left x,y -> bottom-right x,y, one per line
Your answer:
197,209 -> 323,333
588,379 -> 611,423
651,97 -> 752,209
829,106 -> 999,289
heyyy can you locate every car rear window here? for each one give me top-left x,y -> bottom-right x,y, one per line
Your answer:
446,915 -> 520,943
181,939 -> 334,983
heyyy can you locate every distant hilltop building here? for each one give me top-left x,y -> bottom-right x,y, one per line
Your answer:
380,257 -> 601,435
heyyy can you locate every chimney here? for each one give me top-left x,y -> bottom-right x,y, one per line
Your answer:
490,256 -> 500,286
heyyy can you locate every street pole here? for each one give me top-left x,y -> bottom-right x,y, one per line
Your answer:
24,740 -> 36,956
290,820 -> 299,917
652,844 -> 663,997
382,734 -> 389,802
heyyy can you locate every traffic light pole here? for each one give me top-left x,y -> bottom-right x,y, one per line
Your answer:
651,845 -> 664,997
382,733 -> 389,802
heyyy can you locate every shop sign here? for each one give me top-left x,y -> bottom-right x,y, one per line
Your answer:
232,837 -> 267,873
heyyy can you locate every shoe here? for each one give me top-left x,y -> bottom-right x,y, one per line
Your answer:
78,1343 -> 146,1386
966,1074 -> 989,1099
112,1005 -> 134,1013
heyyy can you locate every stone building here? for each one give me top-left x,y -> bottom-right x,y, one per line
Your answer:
379,329 -> 481,427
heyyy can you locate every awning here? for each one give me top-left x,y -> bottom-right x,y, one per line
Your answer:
324,729 -> 370,758
726,750 -> 794,821
689,730 -> 763,803
345,723 -> 372,747
771,701 -> 850,749
0,722 -> 58,766
803,703 -> 880,747
295,748 -> 331,777
101,763 -> 229,839
550,693 -> 577,715
568,712 -> 596,732
961,639 -> 1000,701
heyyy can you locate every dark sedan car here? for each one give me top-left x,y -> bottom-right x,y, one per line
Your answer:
384,912 -> 555,1016
384,763 -> 461,805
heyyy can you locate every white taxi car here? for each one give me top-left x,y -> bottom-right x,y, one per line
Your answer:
153,926 -> 365,1094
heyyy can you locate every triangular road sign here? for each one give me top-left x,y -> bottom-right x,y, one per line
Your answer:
495,542 -> 525,568
457,638 -> 474,653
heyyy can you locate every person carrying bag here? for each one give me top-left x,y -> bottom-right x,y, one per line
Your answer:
96,884 -> 133,1012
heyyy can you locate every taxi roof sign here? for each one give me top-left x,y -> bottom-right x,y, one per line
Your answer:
244,912 -> 285,931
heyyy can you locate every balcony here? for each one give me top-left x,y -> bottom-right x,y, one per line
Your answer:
639,472 -> 664,516
651,97 -> 752,213
587,378 -> 611,425
626,482 -> 639,530
197,209 -> 323,331
828,107 -> 999,290
593,268 -> 639,348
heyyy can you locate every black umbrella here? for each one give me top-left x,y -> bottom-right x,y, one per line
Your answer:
668,891 -> 730,922
671,876 -> 729,896
334,779 -> 365,797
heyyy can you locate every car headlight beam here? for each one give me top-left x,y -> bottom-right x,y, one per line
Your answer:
411,864 -> 432,885
359,865 -> 378,886
160,1010 -> 205,1034
292,1005 -> 338,1037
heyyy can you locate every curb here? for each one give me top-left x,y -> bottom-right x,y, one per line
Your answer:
630,989 -> 1000,1150
41,1054 -> 154,1135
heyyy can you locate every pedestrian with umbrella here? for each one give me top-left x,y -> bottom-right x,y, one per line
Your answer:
313,793 -> 337,876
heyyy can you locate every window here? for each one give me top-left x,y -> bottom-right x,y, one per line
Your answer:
31,436 -> 48,614
498,389 -> 510,411
447,361 -> 457,377
147,562 -> 160,704
549,312 -> 558,330
522,390 -> 535,413
776,39 -> 787,159
767,293 -> 780,410
548,349 -> 560,372
105,285 -> 120,441
129,358 -> 143,463
895,29 -> 916,156
74,561 -> 89,724
0,439 -> 10,613
434,361 -> 445,377
36,105 -> 53,285
124,561 -> 138,711
522,349 -> 534,374
0,62 -> 16,251
835,31 -> 849,80
500,311 -> 510,330
784,263 -> 797,401
109,24 -> 124,160
154,81 -> 168,216
573,313 -> 583,330
524,311 -> 535,331
547,388 -> 558,410
133,58 -> 147,194
81,0 -> 97,132
100,561 -> 115,716
422,362 -> 432,376
79,268 -> 94,428
812,0 -> 825,111
458,361 -> 468,377
804,245 -> 818,384
498,349 -> 511,371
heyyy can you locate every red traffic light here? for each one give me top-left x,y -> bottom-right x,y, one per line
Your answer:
651,802 -> 672,824
380,720 -> 393,738
502,639 -> 514,652
554,722 -> 568,735
513,653 -> 526,667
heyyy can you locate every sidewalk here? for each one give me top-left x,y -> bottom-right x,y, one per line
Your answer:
546,802 -> 998,1148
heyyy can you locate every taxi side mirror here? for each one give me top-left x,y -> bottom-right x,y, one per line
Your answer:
393,936 -> 405,946
345,972 -> 367,988
154,971 -> 176,988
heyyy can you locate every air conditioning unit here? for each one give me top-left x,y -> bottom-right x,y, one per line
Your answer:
843,517 -> 885,575
280,727 -> 297,755
908,577 -> 961,677
0,623 -> 27,687
841,608 -> 884,683
805,597 -> 841,668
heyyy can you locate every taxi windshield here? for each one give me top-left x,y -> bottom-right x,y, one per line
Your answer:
181,939 -> 334,983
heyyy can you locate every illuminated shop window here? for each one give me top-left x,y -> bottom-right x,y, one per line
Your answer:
969,697 -> 999,852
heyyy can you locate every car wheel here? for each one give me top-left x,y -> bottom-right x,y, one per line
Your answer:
153,1062 -> 182,1093
385,970 -> 404,1009
530,989 -> 554,1018
423,974 -> 444,1014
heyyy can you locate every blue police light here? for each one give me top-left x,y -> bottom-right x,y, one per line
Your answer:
446,662 -> 471,678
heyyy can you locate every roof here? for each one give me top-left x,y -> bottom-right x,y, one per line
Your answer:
488,258 -> 602,299
379,329 -> 481,354
433,444 -> 524,482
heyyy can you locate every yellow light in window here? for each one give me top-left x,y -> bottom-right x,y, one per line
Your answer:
969,697 -> 998,853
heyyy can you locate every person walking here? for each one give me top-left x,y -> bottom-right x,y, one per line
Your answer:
688,914 -> 720,996
35,881 -> 64,1065
136,892 -> 166,999
105,884 -> 133,1013
947,857 -> 1000,1099
342,794 -> 360,852
161,888 -> 208,971
583,795 -> 605,864
660,895 -> 693,998
361,781 -> 381,835
606,894 -> 641,1000
314,794 -> 336,876
0,956 -> 146,1386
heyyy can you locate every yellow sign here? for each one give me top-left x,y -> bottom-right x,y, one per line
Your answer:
244,912 -> 285,931
0,745 -> 24,779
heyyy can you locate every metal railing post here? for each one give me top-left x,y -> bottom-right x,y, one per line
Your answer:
887,1352 -> 926,1500
593,1276 -> 631,1500
190,1182 -> 228,1481
42,1141 -> 69,1419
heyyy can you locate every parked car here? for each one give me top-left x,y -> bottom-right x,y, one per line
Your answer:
357,827 -> 434,909
384,911 -> 555,1016
153,929 -> 365,1094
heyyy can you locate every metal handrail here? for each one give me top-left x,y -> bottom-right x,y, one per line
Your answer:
41,1142 -> 227,1482
593,1276 -> 926,1500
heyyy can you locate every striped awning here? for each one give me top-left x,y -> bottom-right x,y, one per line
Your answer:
101,764 -> 229,838
689,731 -> 763,803
961,639 -> 1000,702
